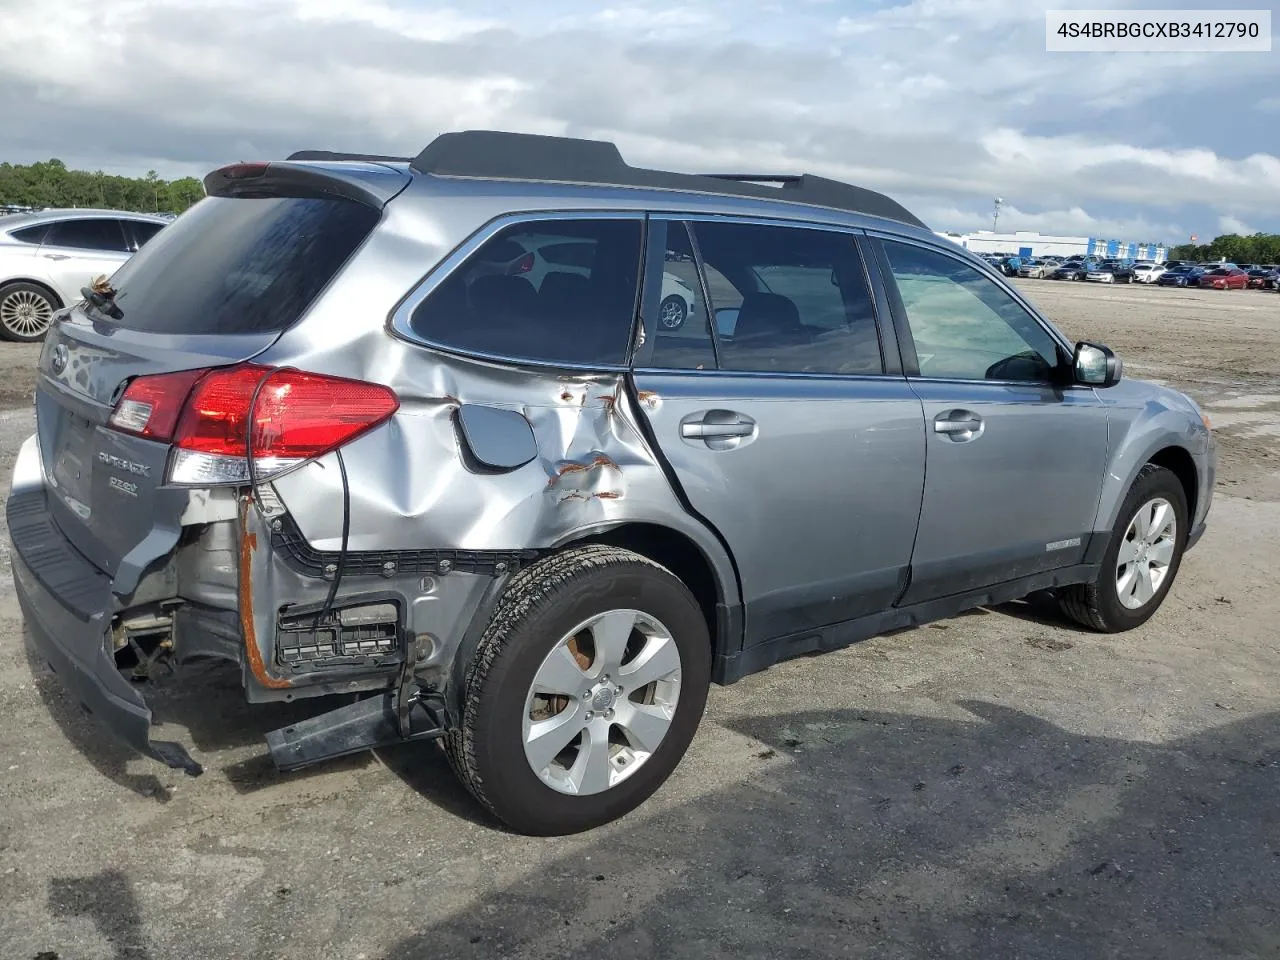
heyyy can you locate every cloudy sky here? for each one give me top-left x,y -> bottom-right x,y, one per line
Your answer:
2,0 -> 1276,242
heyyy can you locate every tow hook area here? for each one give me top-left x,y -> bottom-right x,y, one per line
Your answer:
264,633 -> 447,771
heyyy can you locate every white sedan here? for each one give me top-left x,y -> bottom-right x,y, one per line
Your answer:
0,209 -> 170,341
1132,264 -> 1167,284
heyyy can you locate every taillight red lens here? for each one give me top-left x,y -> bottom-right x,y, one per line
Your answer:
511,252 -> 535,274
108,368 -> 209,440
109,364 -> 399,480
172,364 -> 399,461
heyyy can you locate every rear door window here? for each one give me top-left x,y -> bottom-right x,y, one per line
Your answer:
642,221 -> 716,371
104,196 -> 380,334
688,221 -> 884,376
45,218 -> 131,252
410,218 -> 643,366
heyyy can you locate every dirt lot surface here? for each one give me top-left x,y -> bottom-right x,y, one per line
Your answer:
1,282 -> 1278,960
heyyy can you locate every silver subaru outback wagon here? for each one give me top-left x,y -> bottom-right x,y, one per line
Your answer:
9,130 -> 1214,835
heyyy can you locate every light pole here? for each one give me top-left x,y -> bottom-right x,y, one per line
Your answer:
992,197 -> 1004,233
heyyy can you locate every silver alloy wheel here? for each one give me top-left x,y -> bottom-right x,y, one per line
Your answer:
522,608 -> 683,796
1115,497 -> 1177,610
0,288 -> 54,338
658,296 -> 686,330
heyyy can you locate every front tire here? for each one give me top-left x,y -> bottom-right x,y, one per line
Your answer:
445,545 -> 711,835
0,281 -> 60,342
1058,464 -> 1188,632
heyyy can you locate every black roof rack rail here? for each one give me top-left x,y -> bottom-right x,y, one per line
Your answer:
408,130 -> 926,228
702,174 -> 803,184
286,150 -> 412,163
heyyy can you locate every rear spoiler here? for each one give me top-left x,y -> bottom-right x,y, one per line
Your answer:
203,161 -> 411,207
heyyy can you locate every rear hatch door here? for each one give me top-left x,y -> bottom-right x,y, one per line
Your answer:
34,163 -> 404,584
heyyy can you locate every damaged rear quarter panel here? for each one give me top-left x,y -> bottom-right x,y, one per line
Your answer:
255,185 -> 737,596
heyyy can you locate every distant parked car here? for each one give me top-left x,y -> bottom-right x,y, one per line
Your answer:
1245,268 -> 1272,289
0,208 -> 170,341
1156,265 -> 1200,287
1017,258 -> 1054,279
996,256 -> 1022,276
1199,267 -> 1249,290
1089,262 -> 1136,284
1052,261 -> 1090,281
1133,264 -> 1167,284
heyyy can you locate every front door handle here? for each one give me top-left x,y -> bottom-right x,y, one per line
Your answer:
933,410 -> 984,441
680,410 -> 757,450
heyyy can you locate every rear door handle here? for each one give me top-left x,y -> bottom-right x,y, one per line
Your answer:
679,410 -> 757,450
933,410 -> 984,441
42,253 -> 71,261
681,421 -> 754,439
933,418 -> 981,433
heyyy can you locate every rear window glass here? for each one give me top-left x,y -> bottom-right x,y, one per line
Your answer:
410,218 -> 642,366
8,224 -> 49,245
104,196 -> 379,335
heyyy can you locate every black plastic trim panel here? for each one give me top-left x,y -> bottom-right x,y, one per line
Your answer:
6,489 -> 110,620
270,515 -> 542,579
714,563 -> 1099,684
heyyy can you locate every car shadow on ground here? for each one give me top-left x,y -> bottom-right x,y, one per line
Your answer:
375,702 -> 1280,960
48,868 -> 153,960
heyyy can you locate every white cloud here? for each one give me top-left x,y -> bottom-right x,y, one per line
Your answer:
1218,216 -> 1256,236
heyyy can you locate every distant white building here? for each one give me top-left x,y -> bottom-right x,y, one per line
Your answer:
948,230 -> 1167,262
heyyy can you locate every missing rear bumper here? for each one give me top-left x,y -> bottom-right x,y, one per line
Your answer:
10,530 -> 203,777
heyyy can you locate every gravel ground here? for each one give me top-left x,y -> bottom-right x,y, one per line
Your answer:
1,281 -> 1278,960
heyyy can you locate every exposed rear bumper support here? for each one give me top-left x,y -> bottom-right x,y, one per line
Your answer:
264,690 -> 446,772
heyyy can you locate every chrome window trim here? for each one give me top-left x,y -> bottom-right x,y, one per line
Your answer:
866,229 -> 1088,389
629,367 -> 907,384
387,209 -> 647,373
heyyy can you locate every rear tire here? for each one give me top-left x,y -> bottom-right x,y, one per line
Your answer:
445,545 -> 711,835
0,281 -> 60,342
1058,464 -> 1188,632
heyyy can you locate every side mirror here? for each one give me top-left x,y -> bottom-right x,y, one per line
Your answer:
715,307 -> 739,338
1073,341 -> 1122,387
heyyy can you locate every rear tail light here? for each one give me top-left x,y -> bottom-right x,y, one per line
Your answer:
108,368 -> 208,440
109,363 -> 399,485
510,252 -> 535,275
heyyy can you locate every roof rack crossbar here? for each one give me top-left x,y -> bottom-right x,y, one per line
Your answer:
286,150 -> 413,163
405,130 -> 926,229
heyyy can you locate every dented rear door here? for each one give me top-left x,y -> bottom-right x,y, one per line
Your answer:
630,218 -> 926,647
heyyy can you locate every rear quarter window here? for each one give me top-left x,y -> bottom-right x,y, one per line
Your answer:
104,196 -> 379,335
8,224 -> 49,245
410,218 -> 643,366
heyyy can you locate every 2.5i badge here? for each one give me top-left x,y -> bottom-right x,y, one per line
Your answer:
108,476 -> 139,497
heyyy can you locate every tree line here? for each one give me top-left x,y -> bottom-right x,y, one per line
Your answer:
0,159 -> 206,214
1168,233 -> 1280,265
